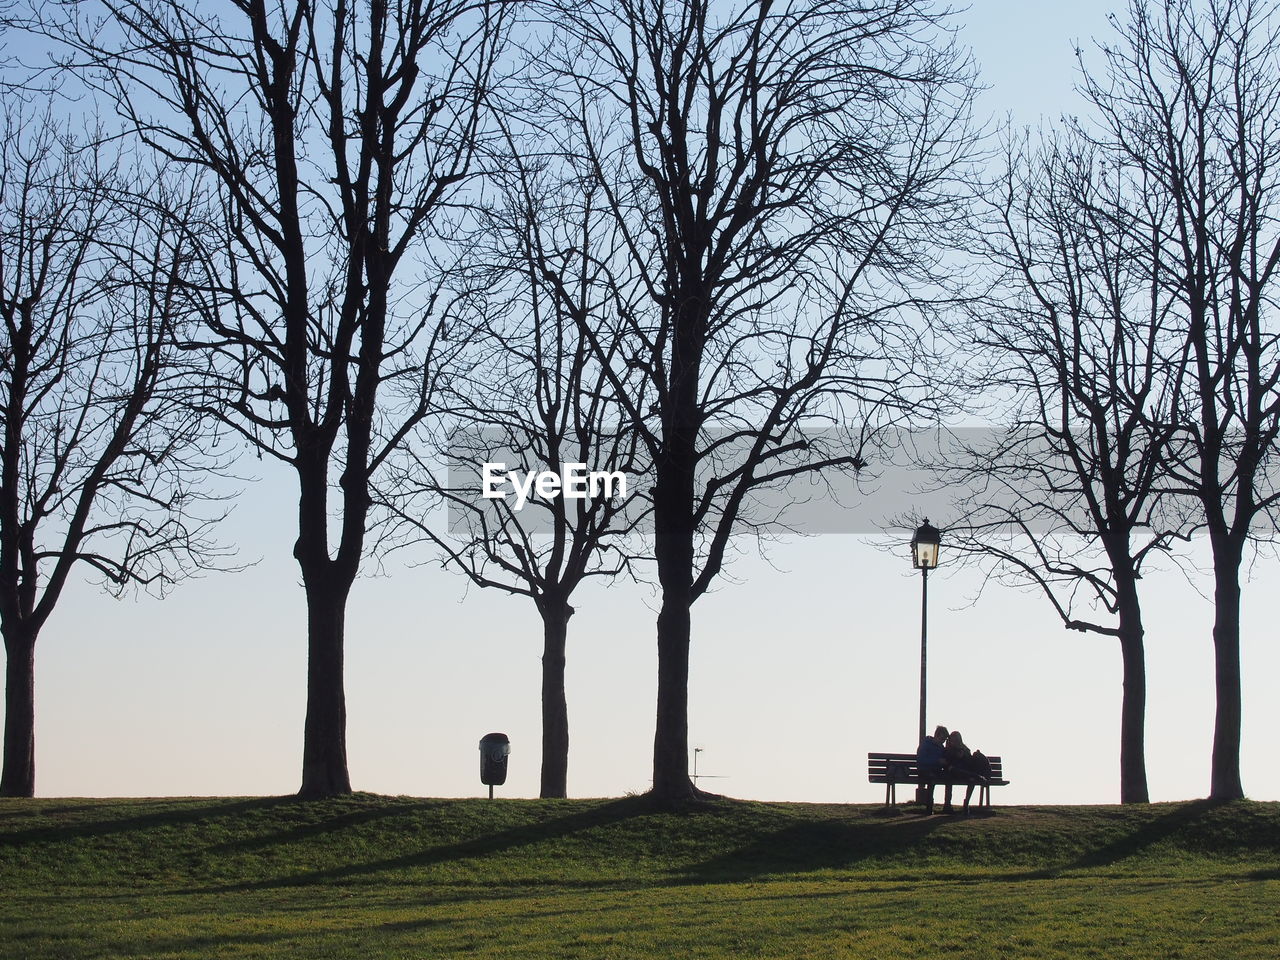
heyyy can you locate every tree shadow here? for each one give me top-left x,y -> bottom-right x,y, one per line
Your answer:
203,795 -> 654,892
1245,866 -> 1280,880
0,800 -> 113,820
1062,798 -> 1231,870
202,798 -> 459,855
0,796 -> 296,846
674,800 -> 1270,885
676,813 -> 950,884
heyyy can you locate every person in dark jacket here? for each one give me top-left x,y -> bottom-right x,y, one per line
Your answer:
942,729 -> 985,814
915,725 -> 949,814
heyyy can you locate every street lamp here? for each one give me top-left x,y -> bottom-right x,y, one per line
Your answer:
911,519 -> 941,750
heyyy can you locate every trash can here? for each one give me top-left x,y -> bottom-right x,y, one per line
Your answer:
479,732 -> 510,798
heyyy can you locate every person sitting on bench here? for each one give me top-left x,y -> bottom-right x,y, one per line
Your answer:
942,729 -> 987,814
916,724 -> 949,815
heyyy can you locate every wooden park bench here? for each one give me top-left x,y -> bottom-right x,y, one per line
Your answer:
868,752 -> 1009,808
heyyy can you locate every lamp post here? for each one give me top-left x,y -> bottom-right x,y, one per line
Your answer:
911,519 -> 941,750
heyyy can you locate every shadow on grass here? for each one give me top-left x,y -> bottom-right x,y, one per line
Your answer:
201,798 -> 463,855
676,812 -> 949,883
0,796 -> 298,846
204,796 -> 655,893
1062,798 -> 1230,871
1245,866 -> 1280,880
0,800 -> 121,821
675,800 -> 1272,885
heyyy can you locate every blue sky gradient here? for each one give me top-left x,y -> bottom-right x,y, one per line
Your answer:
21,0 -> 1280,804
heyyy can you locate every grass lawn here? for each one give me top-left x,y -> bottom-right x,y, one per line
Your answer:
2,794 -> 1277,958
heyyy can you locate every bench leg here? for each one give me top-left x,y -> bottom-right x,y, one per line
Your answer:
885,782 -> 895,806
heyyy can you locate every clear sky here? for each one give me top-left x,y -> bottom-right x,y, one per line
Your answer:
18,0 -> 1280,805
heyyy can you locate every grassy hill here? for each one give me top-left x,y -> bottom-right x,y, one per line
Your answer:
2,795 -> 1277,958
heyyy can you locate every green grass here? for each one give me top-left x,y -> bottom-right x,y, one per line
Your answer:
2,794 -> 1277,958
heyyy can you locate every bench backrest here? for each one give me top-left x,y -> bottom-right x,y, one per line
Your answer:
867,751 -> 1004,782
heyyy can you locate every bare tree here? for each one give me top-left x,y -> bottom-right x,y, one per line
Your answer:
0,112 -> 224,797
940,132 -> 1191,804
380,155 -> 649,798
1075,0 -> 1280,801
537,0 -> 976,801
48,0 -> 507,796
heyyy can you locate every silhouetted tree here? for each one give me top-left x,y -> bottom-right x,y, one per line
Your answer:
0,112 -> 223,797
1076,0 -> 1280,801
941,133 -> 1191,804
380,156 -> 649,798
50,0 -> 507,796
538,0 -> 976,801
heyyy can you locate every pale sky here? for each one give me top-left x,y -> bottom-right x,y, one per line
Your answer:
20,0 -> 1280,804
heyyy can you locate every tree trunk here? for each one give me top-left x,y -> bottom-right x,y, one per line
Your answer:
540,603 -> 572,798
647,285 -> 704,804
293,430 -> 356,799
1209,562 -> 1244,801
298,573 -> 353,798
652,579 -> 695,801
650,381 -> 700,801
0,631 -> 35,797
1115,582 -> 1149,804
651,470 -> 698,801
